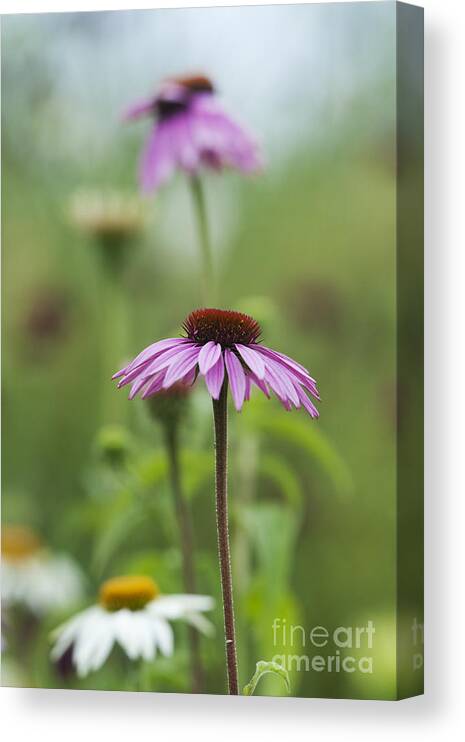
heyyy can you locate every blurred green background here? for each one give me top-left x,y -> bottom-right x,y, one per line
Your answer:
2,3 -> 404,699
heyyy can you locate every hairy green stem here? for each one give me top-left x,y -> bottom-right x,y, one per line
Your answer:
212,380 -> 239,695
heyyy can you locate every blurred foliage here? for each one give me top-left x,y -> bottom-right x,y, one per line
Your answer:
0,5 -> 412,700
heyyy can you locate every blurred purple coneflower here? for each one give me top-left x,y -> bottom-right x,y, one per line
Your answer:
113,308 -> 319,417
125,74 -> 262,193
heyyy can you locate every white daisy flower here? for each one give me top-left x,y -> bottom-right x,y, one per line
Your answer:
50,575 -> 215,678
1,526 -> 84,616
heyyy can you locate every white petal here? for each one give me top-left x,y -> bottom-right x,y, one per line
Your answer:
87,631 -> 114,674
148,594 -> 214,619
184,612 -> 215,637
112,609 -> 141,660
3,553 -> 84,616
72,608 -> 114,677
50,610 -> 88,661
107,610 -> 152,663
151,617 -> 174,657
138,617 -> 157,662
50,622 -> 82,660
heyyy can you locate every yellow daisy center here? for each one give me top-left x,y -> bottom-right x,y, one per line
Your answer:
99,575 -> 159,612
1,525 -> 42,561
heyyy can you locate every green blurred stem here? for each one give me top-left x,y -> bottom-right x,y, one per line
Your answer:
212,380 -> 239,695
190,175 -> 216,305
164,423 -> 204,693
102,269 -> 128,424
233,432 -> 259,594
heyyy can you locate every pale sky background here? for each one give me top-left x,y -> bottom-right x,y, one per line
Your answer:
2,3 -> 395,169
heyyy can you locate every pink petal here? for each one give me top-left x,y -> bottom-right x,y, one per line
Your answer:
189,95 -> 262,173
198,341 -> 221,375
117,358 -> 153,388
249,371 -> 270,398
275,358 -> 319,399
204,354 -> 225,400
139,123 -> 176,193
287,371 -> 319,400
128,374 -> 150,400
113,367 -> 128,380
181,367 -> 197,386
224,349 -> 246,411
163,347 -> 200,388
253,345 -> 320,400
235,344 -> 266,379
173,114 -> 200,173
141,343 -> 195,379
297,387 -> 319,419
141,371 -> 166,399
264,363 -> 296,407
265,358 -> 300,407
252,345 -> 316,383
115,338 -> 186,379
123,97 -> 156,121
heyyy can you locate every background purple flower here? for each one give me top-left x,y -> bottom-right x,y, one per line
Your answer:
113,308 -> 319,418
125,75 -> 262,192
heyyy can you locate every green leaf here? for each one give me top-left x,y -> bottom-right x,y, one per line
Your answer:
92,494 -> 143,575
240,503 -> 298,591
243,660 -> 290,696
117,548 -> 182,591
180,449 -> 213,499
136,451 -> 168,488
135,448 -> 212,501
257,454 -> 302,509
244,400 -> 353,497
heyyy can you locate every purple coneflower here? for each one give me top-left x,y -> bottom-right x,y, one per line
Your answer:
113,308 -> 319,695
125,74 -> 262,304
125,74 -> 261,192
113,308 -> 319,417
